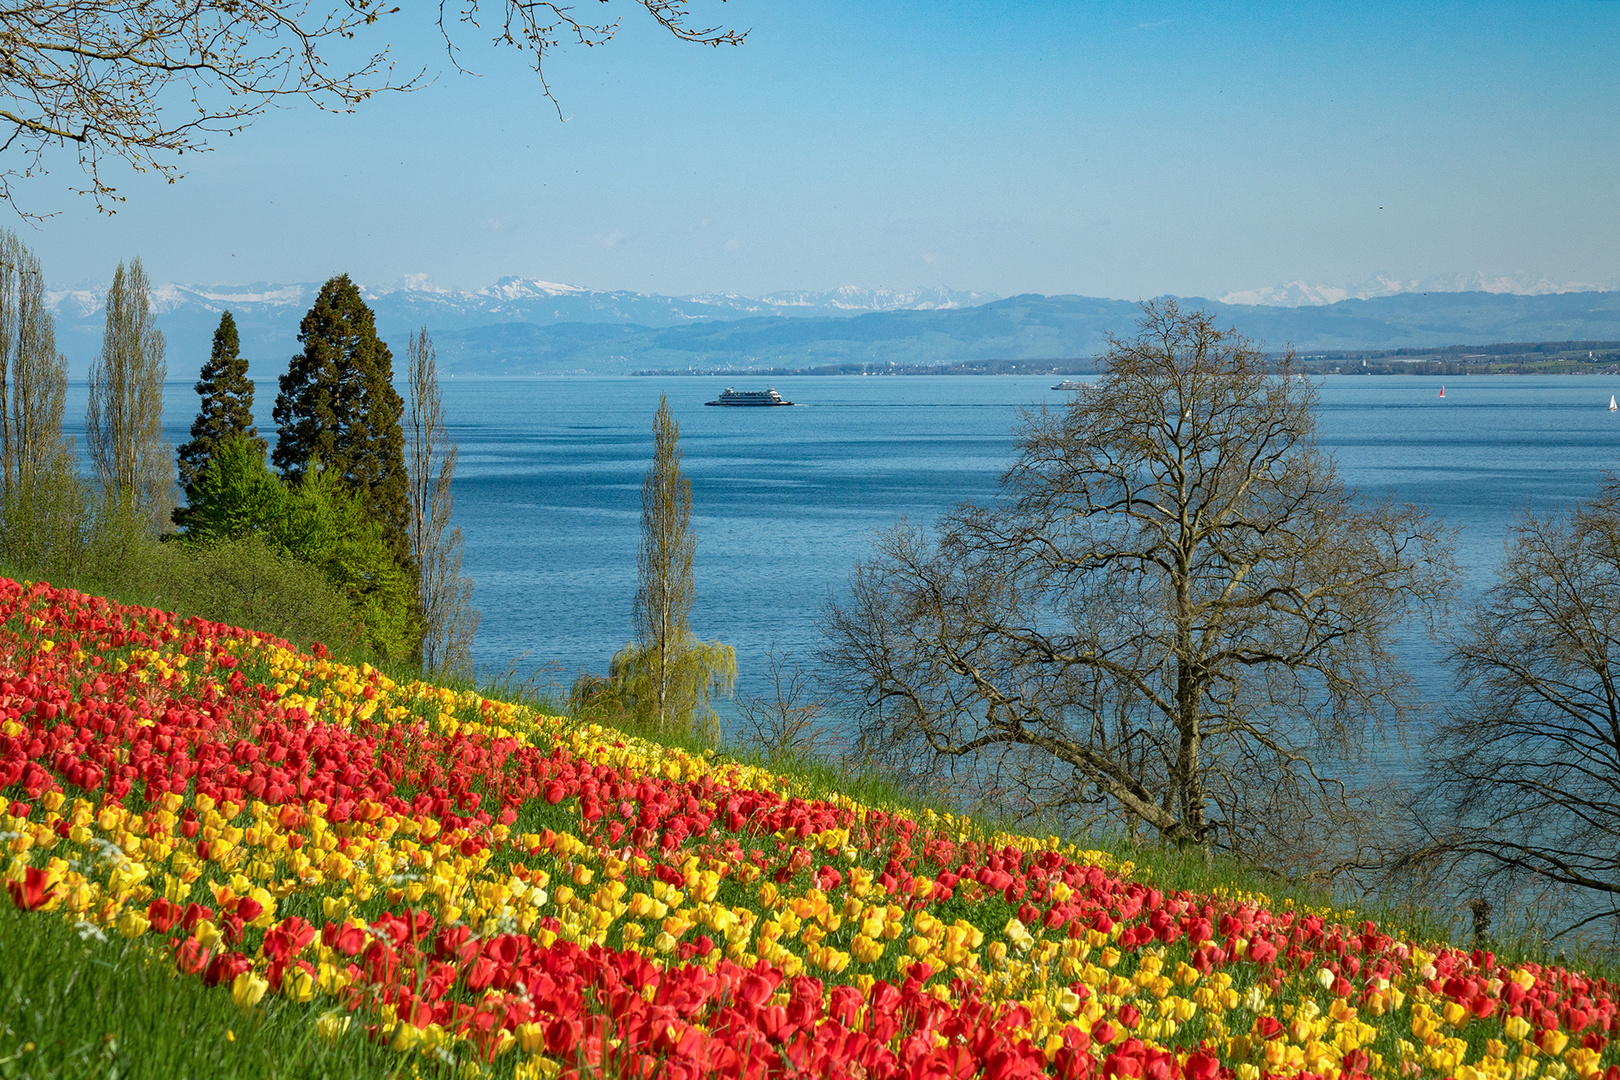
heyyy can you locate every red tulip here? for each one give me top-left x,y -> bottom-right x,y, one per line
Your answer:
5,866 -> 54,911
1184,1051 -> 1220,1080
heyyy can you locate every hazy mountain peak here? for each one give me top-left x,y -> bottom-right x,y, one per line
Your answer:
1220,272 -> 1617,307
385,273 -> 453,295
754,285 -> 1000,311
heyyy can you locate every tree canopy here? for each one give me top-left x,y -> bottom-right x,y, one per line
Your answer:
86,256 -> 171,534
0,229 -> 70,494
614,395 -> 733,735
182,434 -> 417,659
406,328 -> 478,676
1410,480 -> 1620,939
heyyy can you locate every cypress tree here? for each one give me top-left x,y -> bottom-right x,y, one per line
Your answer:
176,311 -> 264,508
272,274 -> 410,571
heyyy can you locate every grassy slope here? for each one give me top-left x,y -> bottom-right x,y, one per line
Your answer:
1,573 -> 1611,1077
0,900 -> 411,1080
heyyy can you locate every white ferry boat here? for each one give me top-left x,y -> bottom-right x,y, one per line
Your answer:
705,387 -> 795,407
1052,380 -> 1087,391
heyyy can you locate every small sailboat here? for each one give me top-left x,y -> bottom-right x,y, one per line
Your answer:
1610,395 -> 1617,412
1438,386 -> 1445,398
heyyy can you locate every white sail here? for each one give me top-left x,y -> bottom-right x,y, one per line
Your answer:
1610,395 -> 1616,412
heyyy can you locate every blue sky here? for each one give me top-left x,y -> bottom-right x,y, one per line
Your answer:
16,0 -> 1620,300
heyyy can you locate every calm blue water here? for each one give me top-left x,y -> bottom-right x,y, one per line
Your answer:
66,374 -> 1620,717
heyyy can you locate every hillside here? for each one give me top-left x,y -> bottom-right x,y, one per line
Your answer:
4,577 -> 1620,1078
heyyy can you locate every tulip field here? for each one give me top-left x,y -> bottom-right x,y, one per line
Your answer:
2,577 -> 1619,1080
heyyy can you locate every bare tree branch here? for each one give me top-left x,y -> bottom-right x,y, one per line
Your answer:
0,0 -> 744,214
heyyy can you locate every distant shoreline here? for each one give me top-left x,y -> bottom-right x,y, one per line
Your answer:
631,339 -> 1620,379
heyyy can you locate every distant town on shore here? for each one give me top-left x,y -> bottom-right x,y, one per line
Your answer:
634,339 -> 1620,379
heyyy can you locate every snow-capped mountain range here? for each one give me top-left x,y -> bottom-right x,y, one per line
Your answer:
41,273 -> 1620,379
43,277 -> 1001,375
46,277 -> 997,327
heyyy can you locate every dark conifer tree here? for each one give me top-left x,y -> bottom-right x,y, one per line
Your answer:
175,312 -> 263,507
272,274 -> 410,571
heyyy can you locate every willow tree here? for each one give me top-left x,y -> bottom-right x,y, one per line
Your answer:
86,256 -> 172,534
406,327 -> 479,676
823,300 -> 1453,864
616,395 -> 733,735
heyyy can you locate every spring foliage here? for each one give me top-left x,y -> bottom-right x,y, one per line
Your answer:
181,435 -> 417,659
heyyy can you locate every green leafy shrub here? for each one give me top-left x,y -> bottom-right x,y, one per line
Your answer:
178,436 -> 419,659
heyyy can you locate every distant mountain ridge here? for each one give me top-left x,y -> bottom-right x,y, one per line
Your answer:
42,276 -> 1620,380
426,290 -> 1620,376
1218,272 -> 1617,307
44,277 -> 999,377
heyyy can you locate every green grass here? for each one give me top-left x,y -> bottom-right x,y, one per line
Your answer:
0,902 -> 418,1080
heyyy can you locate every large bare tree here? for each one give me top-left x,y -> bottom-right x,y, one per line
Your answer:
1408,482 -> 1620,942
86,256 -> 172,533
0,0 -> 744,215
823,300 -> 1452,861
406,327 -> 479,676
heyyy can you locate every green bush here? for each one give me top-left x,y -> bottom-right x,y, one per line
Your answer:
176,436 -> 419,659
0,454 -> 365,655
177,434 -> 287,540
150,535 -> 364,653
272,465 -> 418,660
0,453 -> 98,584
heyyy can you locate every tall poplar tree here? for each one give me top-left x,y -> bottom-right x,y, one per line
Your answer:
0,230 -> 71,493
407,327 -> 479,675
613,395 -> 734,734
0,230 -> 80,574
273,274 -> 410,570
176,311 -> 264,512
636,395 -> 696,697
86,256 -> 172,534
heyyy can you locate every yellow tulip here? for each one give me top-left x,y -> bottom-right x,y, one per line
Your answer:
282,966 -> 316,1003
115,909 -> 150,938
231,971 -> 269,1010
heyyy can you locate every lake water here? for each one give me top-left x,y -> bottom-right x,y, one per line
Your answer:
70,373 -> 1620,725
